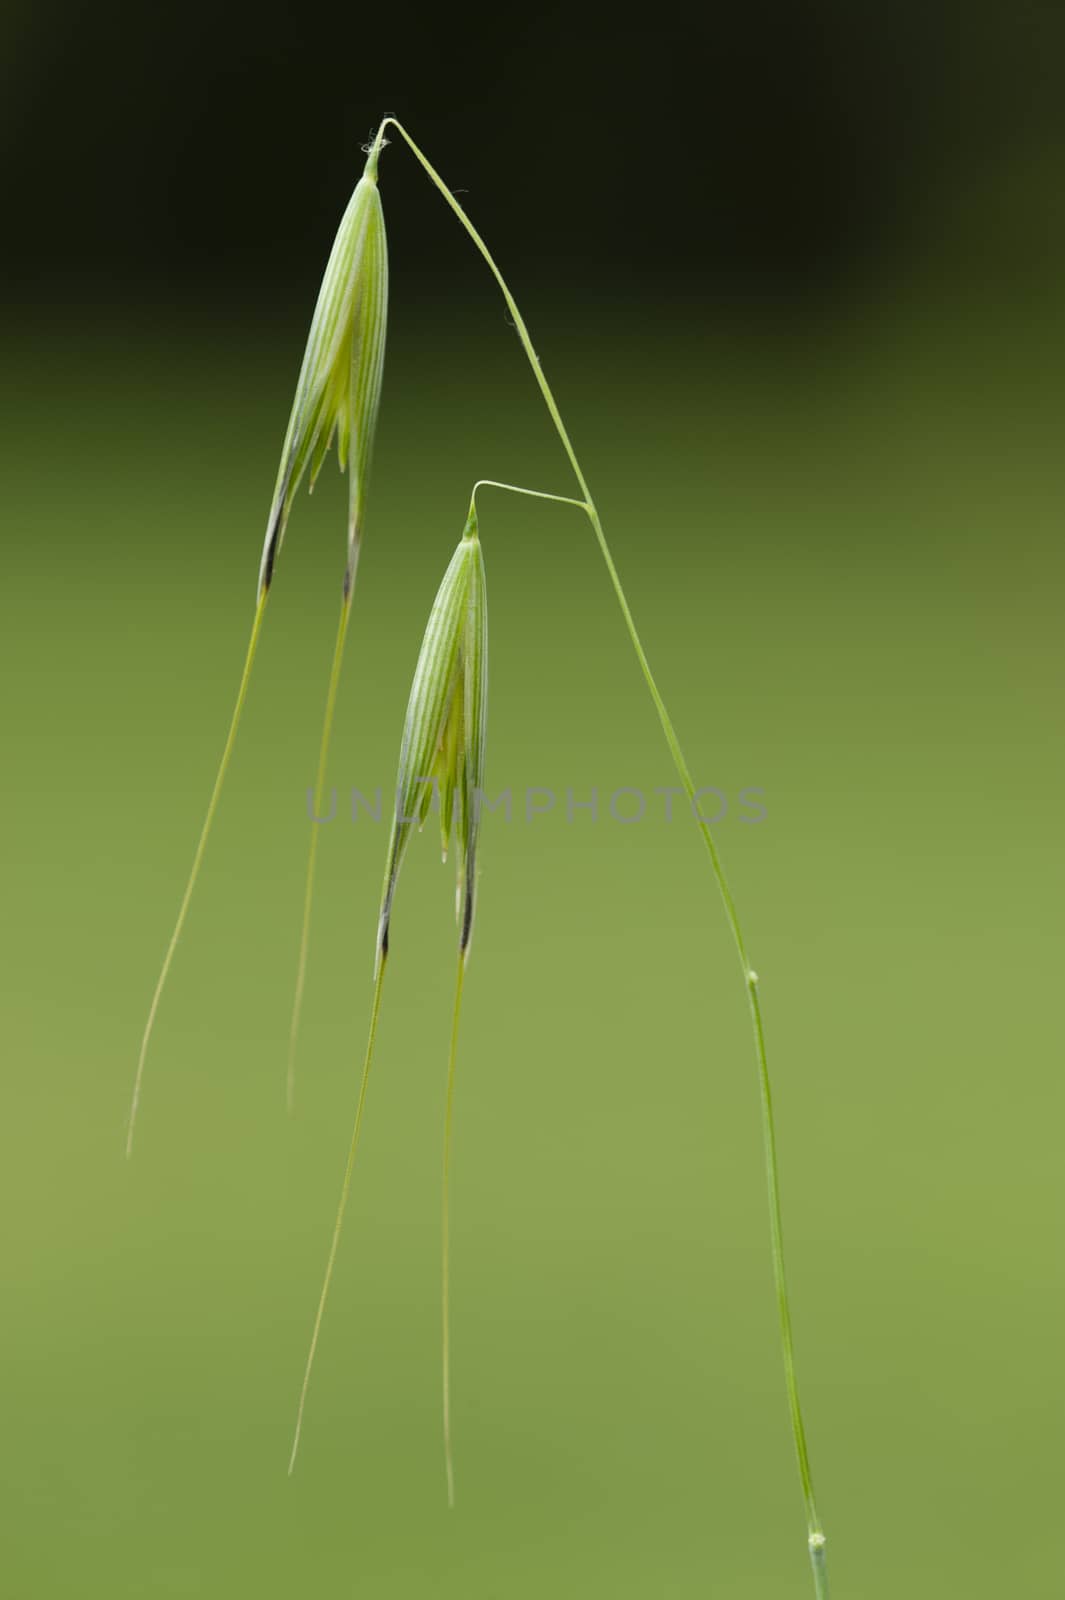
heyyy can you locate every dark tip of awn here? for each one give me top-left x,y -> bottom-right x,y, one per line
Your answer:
261,515 -> 281,592
343,526 -> 362,599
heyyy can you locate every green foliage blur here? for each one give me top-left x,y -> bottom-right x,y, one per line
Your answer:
3,258 -> 1062,1595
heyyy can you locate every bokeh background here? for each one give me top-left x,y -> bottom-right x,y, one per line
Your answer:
2,5 -> 1063,1596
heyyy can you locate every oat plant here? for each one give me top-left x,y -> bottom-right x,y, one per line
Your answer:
131,115 -> 832,1598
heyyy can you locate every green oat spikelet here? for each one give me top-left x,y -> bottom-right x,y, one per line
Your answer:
288,510 -> 488,1488
378,507 -> 488,967
128,140 -> 389,1156
282,140 -> 390,1107
258,140 -> 389,597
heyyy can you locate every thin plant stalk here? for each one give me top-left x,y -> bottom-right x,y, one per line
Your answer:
441,949 -> 467,1509
378,118 -> 830,1594
286,590 -> 355,1112
126,589 -> 269,1157
288,951 -> 388,1476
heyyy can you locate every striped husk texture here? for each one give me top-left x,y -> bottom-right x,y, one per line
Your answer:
257,157 -> 388,597
378,515 -> 488,965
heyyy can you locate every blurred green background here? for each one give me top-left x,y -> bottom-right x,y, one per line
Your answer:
3,7 -> 1065,1597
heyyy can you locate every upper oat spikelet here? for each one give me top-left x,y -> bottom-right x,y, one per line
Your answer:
378,508 -> 488,966
128,142 -> 389,1156
258,140 -> 389,598
281,139 -> 389,1105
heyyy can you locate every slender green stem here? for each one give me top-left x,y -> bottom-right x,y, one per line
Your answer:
470,478 -> 588,517
286,592 -> 354,1112
441,950 -> 467,1509
288,952 -> 388,1475
127,588 -> 269,1158
380,118 -> 829,1586
378,121 -> 592,510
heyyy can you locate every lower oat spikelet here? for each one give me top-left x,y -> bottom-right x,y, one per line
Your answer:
288,507 -> 488,1503
378,507 -> 488,968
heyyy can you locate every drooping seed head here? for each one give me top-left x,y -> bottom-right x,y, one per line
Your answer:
258,143 -> 389,598
378,510 -> 488,967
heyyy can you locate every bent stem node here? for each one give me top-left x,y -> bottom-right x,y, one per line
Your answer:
378,117 -> 830,1591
